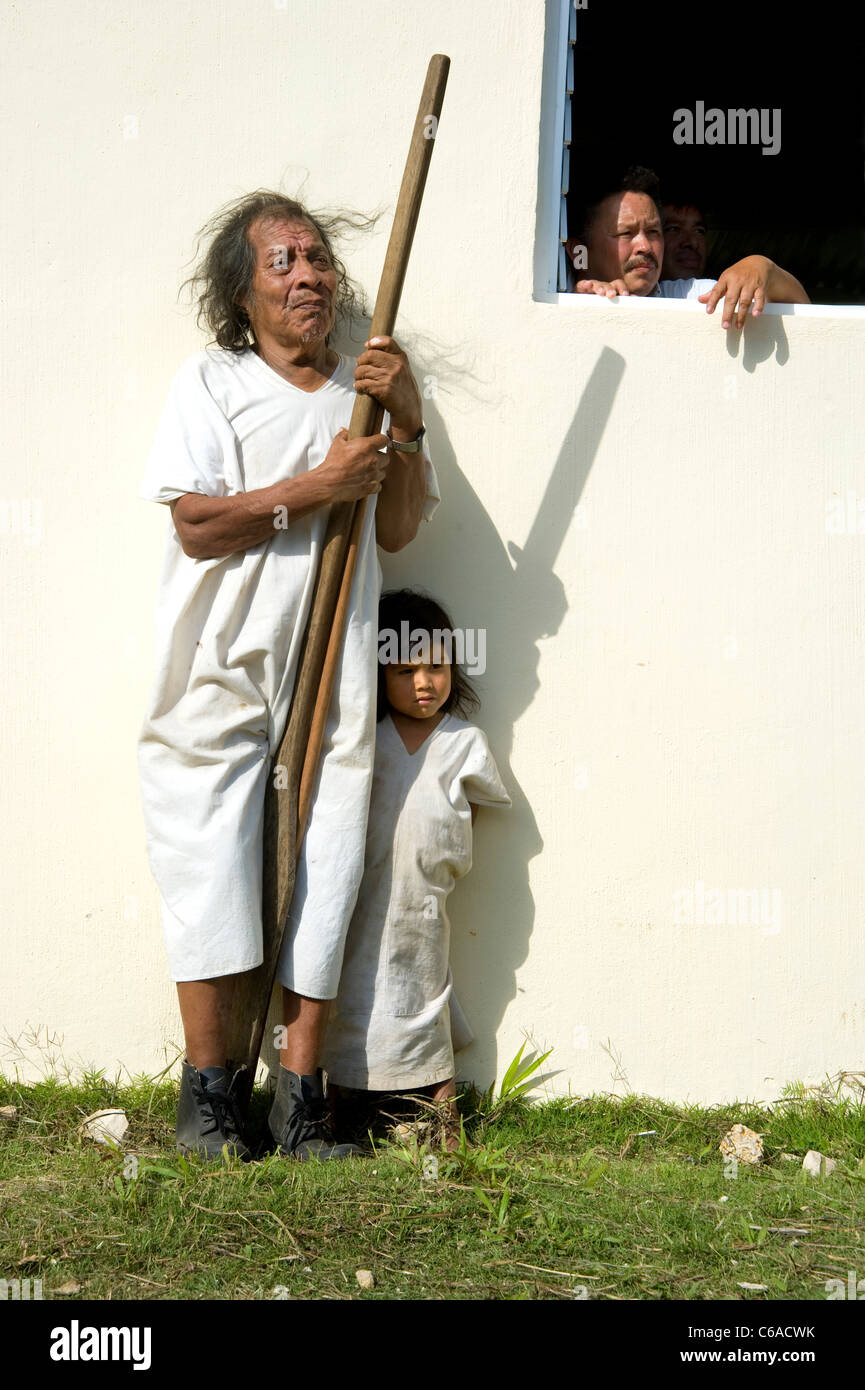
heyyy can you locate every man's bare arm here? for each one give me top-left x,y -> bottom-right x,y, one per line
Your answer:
171,429 -> 389,559
375,445 -> 428,553
699,255 -> 810,328
764,260 -> 810,304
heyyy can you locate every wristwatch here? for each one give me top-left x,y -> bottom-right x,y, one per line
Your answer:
387,425 -> 425,453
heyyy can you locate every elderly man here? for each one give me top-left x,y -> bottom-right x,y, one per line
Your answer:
138,192 -> 438,1160
567,167 -> 809,327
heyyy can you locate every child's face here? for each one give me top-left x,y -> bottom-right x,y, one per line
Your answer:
385,658 -> 452,721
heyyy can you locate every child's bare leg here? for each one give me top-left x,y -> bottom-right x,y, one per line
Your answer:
429,1078 -> 455,1102
428,1077 -> 460,1150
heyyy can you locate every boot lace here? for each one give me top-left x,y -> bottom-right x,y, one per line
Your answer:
198,1080 -> 245,1143
280,1090 -> 332,1151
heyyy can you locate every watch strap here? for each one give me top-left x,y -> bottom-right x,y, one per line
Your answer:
387,425 -> 426,453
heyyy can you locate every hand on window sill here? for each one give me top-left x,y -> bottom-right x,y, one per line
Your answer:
574,278 -> 631,299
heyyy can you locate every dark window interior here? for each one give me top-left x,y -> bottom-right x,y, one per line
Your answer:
567,0 -> 865,304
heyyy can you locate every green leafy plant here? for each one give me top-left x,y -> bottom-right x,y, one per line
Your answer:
473,1180 -> 512,1233
476,1041 -> 553,1121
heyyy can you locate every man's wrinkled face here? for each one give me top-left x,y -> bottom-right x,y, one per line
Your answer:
585,191 -> 664,294
242,216 -> 338,349
661,205 -> 707,280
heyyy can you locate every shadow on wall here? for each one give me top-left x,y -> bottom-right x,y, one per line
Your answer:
726,314 -> 790,371
378,345 -> 627,1089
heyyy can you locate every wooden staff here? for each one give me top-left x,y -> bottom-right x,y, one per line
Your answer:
225,55 -> 450,1113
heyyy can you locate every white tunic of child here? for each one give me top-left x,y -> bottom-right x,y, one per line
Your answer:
321,712 -> 511,1091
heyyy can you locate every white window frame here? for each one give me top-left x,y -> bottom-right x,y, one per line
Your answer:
533,0 -> 574,301
533,0 -> 865,320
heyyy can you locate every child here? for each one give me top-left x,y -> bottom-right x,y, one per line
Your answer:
322,588 -> 511,1146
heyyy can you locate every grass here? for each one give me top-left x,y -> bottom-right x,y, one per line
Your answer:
1,1068 -> 864,1300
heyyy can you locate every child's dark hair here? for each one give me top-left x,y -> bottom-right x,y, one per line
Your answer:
377,588 -> 481,722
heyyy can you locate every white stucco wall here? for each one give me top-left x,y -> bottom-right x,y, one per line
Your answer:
3,0 -> 863,1102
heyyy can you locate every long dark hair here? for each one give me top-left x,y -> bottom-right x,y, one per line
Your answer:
377,589 -> 480,723
181,190 -> 374,352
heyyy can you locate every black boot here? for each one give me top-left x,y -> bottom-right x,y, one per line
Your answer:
268,1066 -> 361,1160
176,1060 -> 251,1160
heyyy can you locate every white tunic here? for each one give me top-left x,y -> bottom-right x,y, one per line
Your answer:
652,277 -> 717,300
138,347 -> 439,986
321,713 -> 510,1091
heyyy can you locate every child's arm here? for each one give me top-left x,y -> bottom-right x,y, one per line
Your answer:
461,731 -> 510,820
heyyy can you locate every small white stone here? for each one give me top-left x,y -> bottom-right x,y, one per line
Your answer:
355,1269 -> 375,1290
79,1109 -> 129,1146
392,1120 -> 430,1139
802,1149 -> 836,1177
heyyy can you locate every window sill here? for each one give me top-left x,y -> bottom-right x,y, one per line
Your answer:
535,291 -> 865,320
